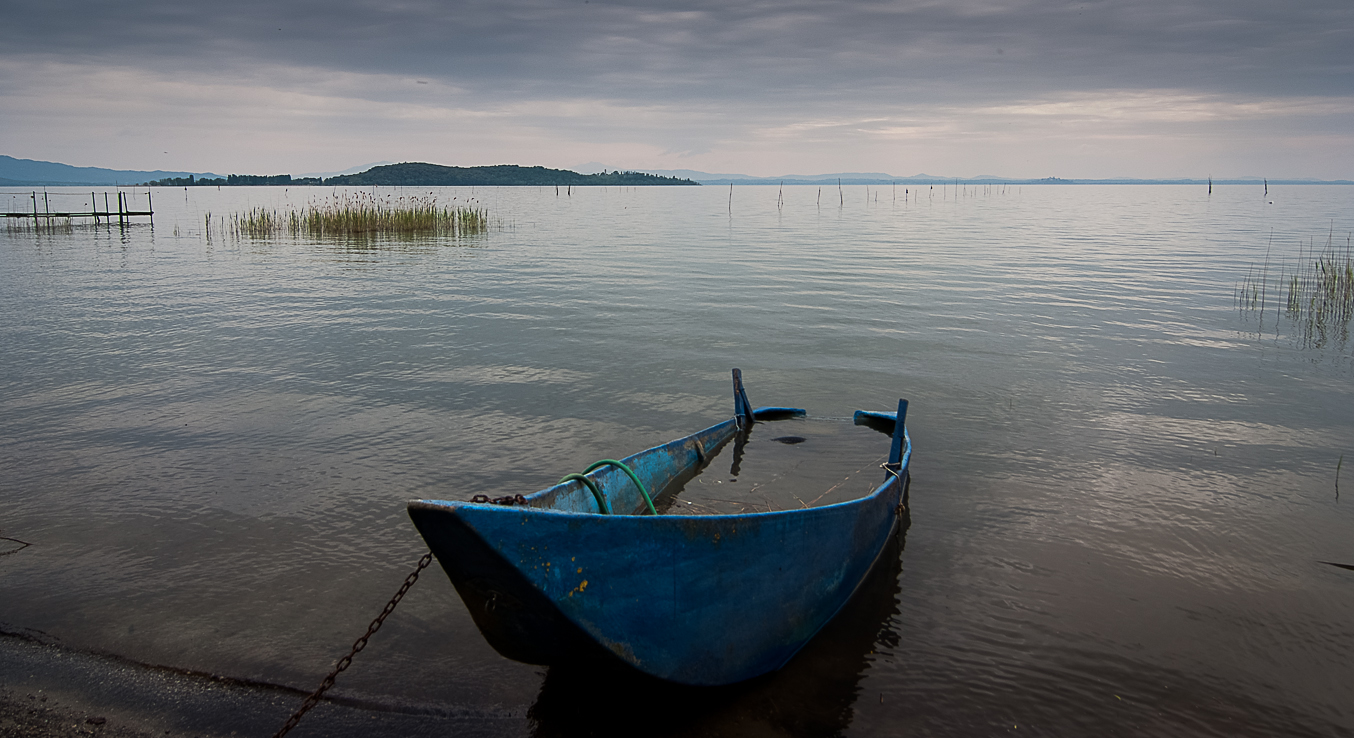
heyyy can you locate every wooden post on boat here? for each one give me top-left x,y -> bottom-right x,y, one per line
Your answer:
888,399 -> 909,467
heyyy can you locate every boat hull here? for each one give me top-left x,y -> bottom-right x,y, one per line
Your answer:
408,421 -> 909,685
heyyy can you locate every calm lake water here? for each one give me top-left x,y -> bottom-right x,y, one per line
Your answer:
2,183 -> 1353,736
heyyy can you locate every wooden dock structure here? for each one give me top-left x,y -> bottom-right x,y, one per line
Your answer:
3,190 -> 153,225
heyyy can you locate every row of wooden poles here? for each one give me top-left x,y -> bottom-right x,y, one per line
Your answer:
3,190 -> 153,225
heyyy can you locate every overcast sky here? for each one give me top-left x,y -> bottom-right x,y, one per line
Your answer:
2,0 -> 1350,178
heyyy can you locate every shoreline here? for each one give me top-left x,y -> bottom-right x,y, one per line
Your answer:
0,632 -> 523,738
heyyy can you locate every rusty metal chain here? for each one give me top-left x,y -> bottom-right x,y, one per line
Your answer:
0,531 -> 32,557
272,551 -> 435,738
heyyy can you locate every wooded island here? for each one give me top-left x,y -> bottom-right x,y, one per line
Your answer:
145,163 -> 698,187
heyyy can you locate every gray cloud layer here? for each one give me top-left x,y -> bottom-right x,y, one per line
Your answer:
3,0 -> 1351,176
9,0 -> 1350,102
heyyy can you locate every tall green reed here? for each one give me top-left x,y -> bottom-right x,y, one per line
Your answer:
1239,226 -> 1354,349
227,193 -> 489,241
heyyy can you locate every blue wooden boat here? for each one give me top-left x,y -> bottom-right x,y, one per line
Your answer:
407,369 -> 911,686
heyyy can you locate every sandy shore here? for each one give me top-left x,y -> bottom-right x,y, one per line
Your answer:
0,631 -> 523,738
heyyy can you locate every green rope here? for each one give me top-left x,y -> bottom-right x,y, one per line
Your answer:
583,459 -> 658,515
559,473 -> 611,515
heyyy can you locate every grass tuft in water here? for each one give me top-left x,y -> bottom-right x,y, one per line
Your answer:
5,217 -> 74,234
227,193 -> 489,241
1239,227 -> 1354,349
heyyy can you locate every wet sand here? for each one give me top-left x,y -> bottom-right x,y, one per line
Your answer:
0,631 -> 524,738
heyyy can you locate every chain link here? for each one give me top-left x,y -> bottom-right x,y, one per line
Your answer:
0,531 -> 32,557
272,551 -> 435,738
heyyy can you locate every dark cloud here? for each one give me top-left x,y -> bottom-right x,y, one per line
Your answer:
3,0 -> 1350,178
5,0 -> 1351,104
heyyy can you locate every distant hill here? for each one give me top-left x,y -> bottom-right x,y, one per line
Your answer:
0,155 -> 223,186
2,156 -> 698,188
324,163 -> 697,186
297,161 -> 395,178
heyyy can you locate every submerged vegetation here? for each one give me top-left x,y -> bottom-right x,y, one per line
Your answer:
221,193 -> 489,241
1238,227 -> 1354,349
5,217 -> 73,234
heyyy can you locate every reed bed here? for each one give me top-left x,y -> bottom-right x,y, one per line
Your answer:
5,217 -> 75,234
1239,228 -> 1354,348
226,193 -> 489,241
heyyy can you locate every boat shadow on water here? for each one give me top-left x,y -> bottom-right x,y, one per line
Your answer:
526,517 -> 909,738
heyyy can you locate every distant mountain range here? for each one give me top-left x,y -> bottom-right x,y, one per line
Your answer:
640,169 -> 1354,186
0,157 -> 695,187
2,155 -> 1348,187
639,169 -> 917,184
0,155 -> 225,187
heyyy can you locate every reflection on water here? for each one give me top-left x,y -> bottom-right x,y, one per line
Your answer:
661,418 -> 889,515
528,525 -> 906,737
2,184 -> 1353,735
